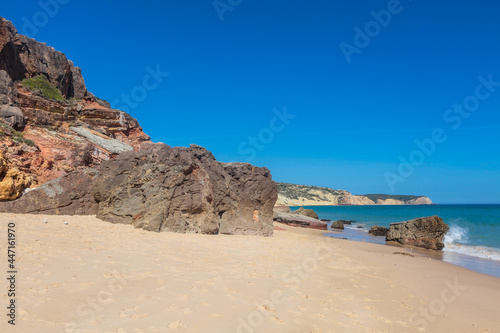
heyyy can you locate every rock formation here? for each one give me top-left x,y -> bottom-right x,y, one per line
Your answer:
368,225 -> 388,237
92,143 -> 277,235
331,221 -> 344,230
0,16 -> 150,200
0,150 -> 33,200
0,169 -> 98,215
292,207 -> 319,219
273,205 -> 291,219
277,182 -> 433,206
274,212 -> 327,230
0,143 -> 278,236
386,216 -> 449,250
0,17 -> 87,99
0,16 -> 279,237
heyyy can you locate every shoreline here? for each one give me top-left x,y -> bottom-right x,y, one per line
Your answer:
324,226 -> 500,279
290,204 -> 500,278
1,213 -> 500,332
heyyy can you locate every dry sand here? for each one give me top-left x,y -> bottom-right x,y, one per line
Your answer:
1,213 -> 499,333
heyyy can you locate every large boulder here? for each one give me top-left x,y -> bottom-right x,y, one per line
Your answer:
275,212 -> 327,230
0,143 -> 278,236
0,105 -> 24,129
92,143 -> 277,235
293,207 -> 319,219
386,216 -> 449,250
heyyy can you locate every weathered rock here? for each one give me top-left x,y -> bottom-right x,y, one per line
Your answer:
0,69 -> 15,104
320,219 -> 331,222
0,144 -> 278,236
0,17 -> 88,99
337,220 -> 353,225
0,169 -> 96,212
0,16 -> 151,193
0,151 -> 33,201
70,126 -> 133,154
386,216 -> 449,250
0,105 -> 24,129
368,225 -> 389,237
273,205 -> 291,219
331,220 -> 344,230
275,212 -> 327,230
91,143 -> 277,235
293,207 -> 319,219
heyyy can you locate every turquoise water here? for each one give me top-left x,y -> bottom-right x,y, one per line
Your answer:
291,205 -> 500,277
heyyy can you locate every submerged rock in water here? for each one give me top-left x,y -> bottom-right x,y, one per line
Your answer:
331,220 -> 344,230
386,216 -> 449,250
368,225 -> 389,237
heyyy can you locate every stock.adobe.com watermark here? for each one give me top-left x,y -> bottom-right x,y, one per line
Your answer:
21,0 -> 70,37
385,74 -> 500,192
213,0 -> 243,22
409,277 -> 467,329
237,106 -> 295,162
111,65 -> 169,113
64,268 -> 128,333
340,0 -> 412,64
236,242 -> 334,333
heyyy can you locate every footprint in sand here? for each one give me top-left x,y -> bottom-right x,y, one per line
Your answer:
130,313 -> 148,320
136,294 -> 153,301
168,320 -> 183,330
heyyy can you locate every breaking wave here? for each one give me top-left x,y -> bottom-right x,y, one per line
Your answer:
444,224 -> 500,262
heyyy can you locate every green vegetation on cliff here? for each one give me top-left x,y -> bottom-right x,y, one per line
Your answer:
361,194 -> 426,203
278,182 -> 345,201
21,75 -> 65,102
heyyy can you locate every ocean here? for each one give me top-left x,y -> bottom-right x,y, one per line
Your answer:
291,205 -> 500,278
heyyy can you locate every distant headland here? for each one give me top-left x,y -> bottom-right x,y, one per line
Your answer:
276,182 -> 433,206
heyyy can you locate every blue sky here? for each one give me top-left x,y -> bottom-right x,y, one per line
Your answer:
3,0 -> 500,203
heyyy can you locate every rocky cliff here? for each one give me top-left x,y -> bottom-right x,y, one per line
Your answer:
0,16 -> 278,236
276,183 -> 432,206
0,16 -> 149,200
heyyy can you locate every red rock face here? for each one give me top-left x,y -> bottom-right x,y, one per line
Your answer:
0,16 -> 280,237
0,16 -> 150,199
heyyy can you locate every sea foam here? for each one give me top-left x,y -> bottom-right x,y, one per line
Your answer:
444,224 -> 500,262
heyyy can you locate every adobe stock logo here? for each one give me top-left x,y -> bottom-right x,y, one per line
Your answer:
21,0 -> 71,37
339,0 -> 412,64
213,0 -> 243,22
111,65 -> 169,113
237,106 -> 295,162
385,74 -> 500,192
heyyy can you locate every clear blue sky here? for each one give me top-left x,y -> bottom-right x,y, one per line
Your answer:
3,0 -> 500,203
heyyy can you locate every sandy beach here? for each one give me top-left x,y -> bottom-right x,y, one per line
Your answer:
1,213 -> 500,333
